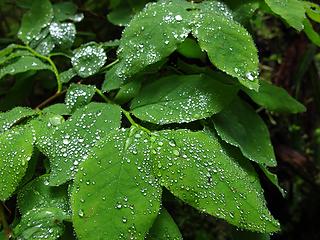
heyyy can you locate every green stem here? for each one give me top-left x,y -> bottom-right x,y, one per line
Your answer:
0,203 -> 10,239
15,45 -> 63,93
95,89 -> 151,134
100,59 -> 119,72
49,52 -> 71,58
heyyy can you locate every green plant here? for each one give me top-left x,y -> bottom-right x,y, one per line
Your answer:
0,0 -> 315,239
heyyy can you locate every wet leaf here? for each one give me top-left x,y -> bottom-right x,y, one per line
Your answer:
114,79 -> 142,105
212,97 -> 277,166
65,84 -> 96,112
18,0 -> 54,44
17,175 -> 70,215
0,106 -> 36,133
151,129 -> 280,233
42,104 -> 71,116
49,22 -> 76,48
265,0 -> 306,31
37,103 -> 122,186
193,1 -> 260,91
131,74 -> 238,124
223,0 -> 260,24
148,208 -> 182,240
242,80 -> 306,113
0,49 -> 32,65
110,0 -> 193,83
53,2 -> 78,22
0,126 -> 35,200
60,68 -> 77,84
13,207 -> 68,240
71,44 -> 107,78
0,56 -> 51,80
72,127 -> 161,239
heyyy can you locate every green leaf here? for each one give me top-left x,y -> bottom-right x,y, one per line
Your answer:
71,44 -> 107,78
0,126 -> 35,200
107,0 -> 149,26
193,1 -> 260,91
0,44 -> 14,58
303,18 -> 320,47
131,74 -> 238,124
60,68 -> 77,84
102,64 -> 124,91
34,35 -> 56,56
148,208 -> 182,240
18,0 -> 54,44
304,1 -> 320,23
53,2 -> 78,22
49,22 -> 76,48
65,84 -> 96,112
0,106 -> 36,133
17,175 -> 70,215
72,127 -> 161,239
37,103 -> 122,186
111,0 -> 193,83
264,0 -> 306,31
260,165 -> 285,197
223,0 -> 260,24
0,50 -> 33,65
42,104 -> 71,116
242,80 -> 306,113
212,97 -> 276,166
13,207 -> 68,240
114,79 -> 142,104
176,38 -> 206,60
0,56 -> 52,80
151,130 -> 280,233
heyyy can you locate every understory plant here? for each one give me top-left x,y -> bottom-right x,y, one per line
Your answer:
0,0 -> 318,239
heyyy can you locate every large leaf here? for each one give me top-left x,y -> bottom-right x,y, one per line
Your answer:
212,97 -> 277,166
131,74 -> 238,124
151,130 -> 280,233
72,127 -> 161,239
193,1 -> 259,91
0,126 -> 35,200
65,84 -> 96,112
18,0 -> 54,44
0,107 -> 36,133
0,56 -> 51,80
265,0 -> 306,31
109,0 -> 259,91
13,207 -> 68,240
242,80 -> 306,113
108,0 -> 193,84
148,208 -> 182,240
17,175 -> 70,215
36,103 -> 122,186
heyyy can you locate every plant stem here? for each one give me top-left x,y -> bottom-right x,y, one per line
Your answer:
15,45 -> 63,93
95,89 -> 151,134
36,89 -> 67,109
100,59 -> 119,72
0,203 -> 10,240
